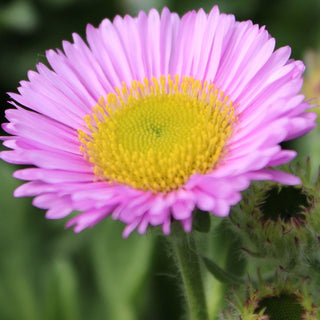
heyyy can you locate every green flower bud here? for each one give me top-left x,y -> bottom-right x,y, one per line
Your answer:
228,160 -> 320,273
221,273 -> 319,320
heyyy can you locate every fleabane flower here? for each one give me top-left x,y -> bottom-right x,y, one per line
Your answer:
0,6 -> 316,237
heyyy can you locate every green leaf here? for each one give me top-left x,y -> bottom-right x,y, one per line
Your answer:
201,254 -> 245,285
90,220 -> 155,320
43,259 -> 80,320
193,208 -> 211,233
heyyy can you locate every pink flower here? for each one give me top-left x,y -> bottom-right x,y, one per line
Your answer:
1,6 -> 316,237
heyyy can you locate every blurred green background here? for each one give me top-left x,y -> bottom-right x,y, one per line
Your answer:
1,0 -> 320,319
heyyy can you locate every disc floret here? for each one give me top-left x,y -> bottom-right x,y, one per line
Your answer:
79,75 -> 235,193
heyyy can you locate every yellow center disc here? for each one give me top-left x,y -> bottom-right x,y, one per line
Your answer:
79,75 -> 236,193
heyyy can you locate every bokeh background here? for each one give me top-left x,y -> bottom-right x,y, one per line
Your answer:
1,0 -> 320,319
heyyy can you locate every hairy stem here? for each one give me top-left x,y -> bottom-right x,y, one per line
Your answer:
169,227 -> 209,320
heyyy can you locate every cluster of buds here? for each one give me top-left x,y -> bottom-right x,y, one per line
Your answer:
221,272 -> 318,320
221,160 -> 320,318
229,160 -> 320,275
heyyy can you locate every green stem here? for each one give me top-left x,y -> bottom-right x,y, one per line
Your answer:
169,227 -> 209,320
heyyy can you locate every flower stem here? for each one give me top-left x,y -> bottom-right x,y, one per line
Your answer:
169,226 -> 209,320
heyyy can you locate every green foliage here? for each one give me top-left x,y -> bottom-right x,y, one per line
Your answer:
0,161 -> 154,320
193,209 -> 211,233
201,254 -> 245,285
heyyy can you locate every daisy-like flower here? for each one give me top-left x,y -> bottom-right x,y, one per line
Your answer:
0,6 -> 316,237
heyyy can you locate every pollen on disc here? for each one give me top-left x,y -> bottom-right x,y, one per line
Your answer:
79,75 -> 236,193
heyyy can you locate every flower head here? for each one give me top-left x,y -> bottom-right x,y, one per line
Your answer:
0,6 -> 316,236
